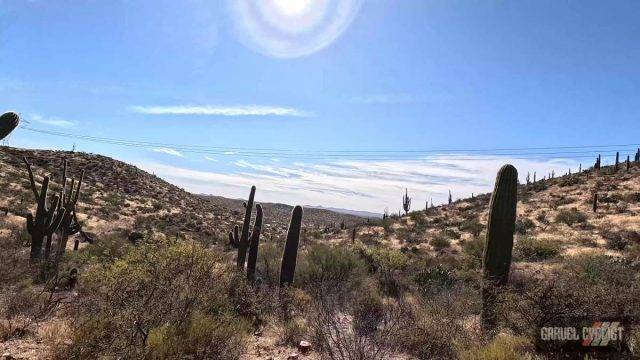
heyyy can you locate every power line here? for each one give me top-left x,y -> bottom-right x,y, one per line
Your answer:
20,126 -> 638,161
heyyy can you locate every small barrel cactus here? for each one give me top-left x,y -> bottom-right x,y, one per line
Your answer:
481,164 -> 518,336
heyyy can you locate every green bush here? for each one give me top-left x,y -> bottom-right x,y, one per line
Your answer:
297,243 -> 367,295
61,240 -> 247,359
513,236 -> 561,261
555,208 -> 587,226
430,233 -> 451,250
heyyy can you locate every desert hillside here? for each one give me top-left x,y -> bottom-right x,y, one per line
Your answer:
0,146 -> 365,245
1,146 -> 639,359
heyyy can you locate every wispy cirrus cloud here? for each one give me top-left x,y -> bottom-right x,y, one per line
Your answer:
136,155 -> 580,213
130,105 -> 311,117
152,147 -> 184,157
30,114 -> 75,127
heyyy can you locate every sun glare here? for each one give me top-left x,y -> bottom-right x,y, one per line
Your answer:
229,0 -> 362,58
271,0 -> 314,16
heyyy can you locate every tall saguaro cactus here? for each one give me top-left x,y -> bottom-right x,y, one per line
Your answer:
280,206 -> 303,287
481,164 -> 518,336
24,158 -> 66,261
246,204 -> 263,283
236,186 -> 256,270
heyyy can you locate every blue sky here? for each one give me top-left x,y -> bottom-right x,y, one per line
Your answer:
1,0 -> 639,212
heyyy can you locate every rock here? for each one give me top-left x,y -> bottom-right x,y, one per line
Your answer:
297,341 -> 312,354
1,353 -> 15,360
287,354 -> 299,360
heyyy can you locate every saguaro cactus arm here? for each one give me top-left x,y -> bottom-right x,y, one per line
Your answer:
280,205 -> 303,287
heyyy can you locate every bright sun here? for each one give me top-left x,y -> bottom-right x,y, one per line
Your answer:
271,0 -> 314,16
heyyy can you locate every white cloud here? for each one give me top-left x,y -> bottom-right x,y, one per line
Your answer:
130,105 -> 310,117
204,156 -> 218,162
136,155 -> 581,213
30,113 -> 74,127
152,147 -> 184,157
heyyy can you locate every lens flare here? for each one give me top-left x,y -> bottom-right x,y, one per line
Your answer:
229,0 -> 362,58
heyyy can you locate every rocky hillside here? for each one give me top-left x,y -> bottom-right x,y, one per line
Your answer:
0,146 -> 365,246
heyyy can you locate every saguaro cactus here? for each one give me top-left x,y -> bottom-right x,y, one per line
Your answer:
246,204 -> 263,283
615,152 -> 620,172
636,149 -> 640,163
481,164 -> 518,336
24,158 -> 66,260
280,206 -> 303,287
402,189 -> 411,216
236,186 -> 256,270
593,192 -> 598,213
448,190 -> 453,205
626,155 -> 630,171
54,159 -> 84,258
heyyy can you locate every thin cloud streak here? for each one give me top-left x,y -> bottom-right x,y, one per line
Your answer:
130,105 -> 310,117
136,155 -> 581,213
31,114 -> 74,127
152,147 -> 184,157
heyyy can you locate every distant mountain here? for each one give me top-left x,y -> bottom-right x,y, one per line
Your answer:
306,205 -> 383,219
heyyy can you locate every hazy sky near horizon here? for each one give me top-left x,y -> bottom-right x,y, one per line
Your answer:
1,0 -> 639,212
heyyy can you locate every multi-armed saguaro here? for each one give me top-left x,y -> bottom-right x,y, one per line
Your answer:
481,164 -> 518,336
24,157 -> 66,261
402,188 -> 411,216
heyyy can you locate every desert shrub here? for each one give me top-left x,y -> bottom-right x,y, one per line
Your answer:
413,264 -> 456,294
459,335 -> 533,360
622,192 -> 640,203
430,233 -> 451,251
554,208 -> 587,226
535,211 -> 549,226
514,217 -> 535,235
601,229 -> 629,250
513,236 -> 561,261
357,246 -> 408,296
461,237 -> 485,269
558,175 -> 585,188
502,253 -> 640,347
146,311 -> 247,359
394,286 -> 480,359
460,218 -> 483,237
309,288 -> 403,360
298,243 -> 367,296
251,241 -> 281,287
61,240 -> 247,359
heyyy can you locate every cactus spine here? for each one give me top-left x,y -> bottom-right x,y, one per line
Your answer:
246,204 -> 263,283
481,164 -> 518,336
402,188 -> 411,215
280,206 -> 303,287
